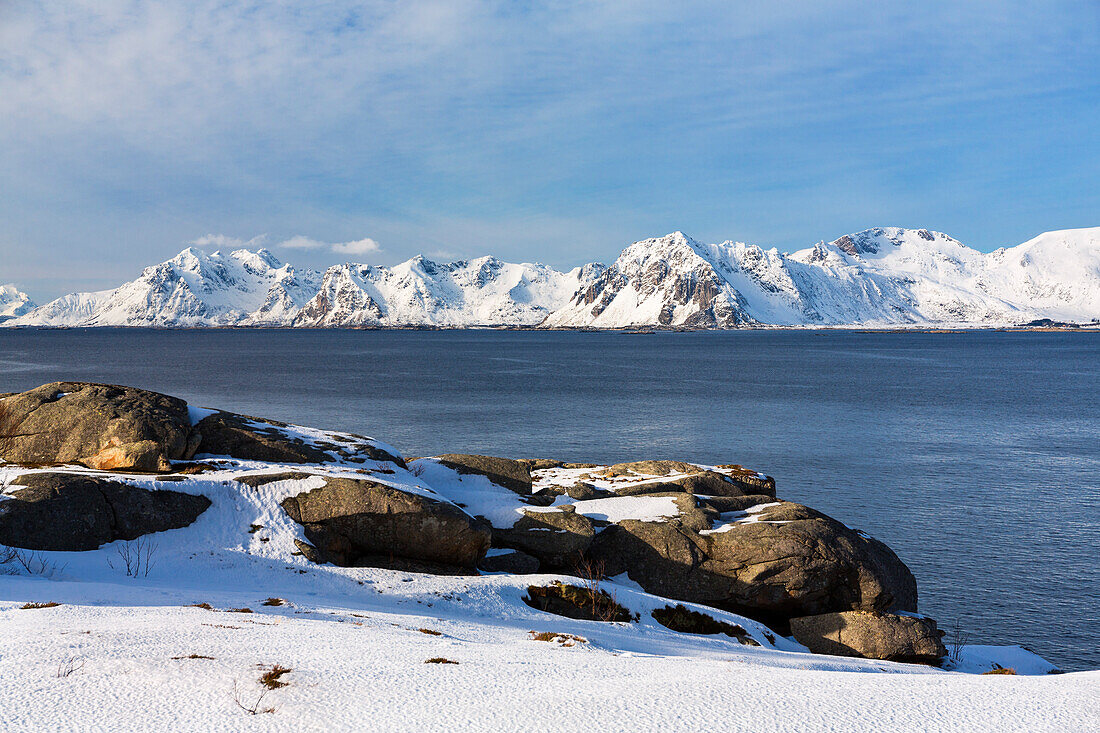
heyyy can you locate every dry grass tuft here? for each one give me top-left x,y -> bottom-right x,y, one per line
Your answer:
228,607 -> 253,614
982,667 -> 1018,675
189,602 -> 215,610
424,657 -> 459,664
172,654 -> 215,660
417,628 -> 442,635
261,598 -> 286,607
258,665 -> 292,689
20,601 -> 61,609
528,631 -> 588,646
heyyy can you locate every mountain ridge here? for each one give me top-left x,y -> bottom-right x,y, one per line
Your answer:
6,226 -> 1099,328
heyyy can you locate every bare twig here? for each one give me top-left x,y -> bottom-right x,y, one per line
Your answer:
108,538 -> 159,578
56,655 -> 85,678
232,679 -> 277,716
949,619 -> 970,663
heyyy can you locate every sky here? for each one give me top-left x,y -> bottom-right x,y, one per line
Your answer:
1,1 -> 1098,301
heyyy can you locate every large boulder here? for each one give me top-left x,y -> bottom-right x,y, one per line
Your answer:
587,461 -> 776,498
590,499 -> 917,630
280,477 -> 490,570
0,472 -> 211,551
0,382 -> 197,472
493,506 -> 595,569
790,611 -> 947,663
193,412 -> 404,467
433,454 -> 542,494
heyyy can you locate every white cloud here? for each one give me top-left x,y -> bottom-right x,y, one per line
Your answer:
278,235 -> 325,251
276,235 -> 381,256
189,233 -> 267,249
331,238 -> 381,256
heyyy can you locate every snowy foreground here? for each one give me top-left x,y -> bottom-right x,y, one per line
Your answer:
2,450 -> 1097,732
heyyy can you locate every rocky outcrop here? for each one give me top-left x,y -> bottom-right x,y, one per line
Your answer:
789,611 -> 947,663
433,454 -> 548,494
479,549 -> 540,574
193,412 -> 405,466
280,477 -> 490,569
493,506 -> 595,568
0,472 -> 211,551
590,499 -> 916,630
0,382 -> 197,472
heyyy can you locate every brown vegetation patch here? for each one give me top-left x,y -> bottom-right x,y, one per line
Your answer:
259,664 -> 292,689
418,628 -> 442,635
261,598 -> 287,607
982,666 -> 1017,675
425,657 -> 459,664
172,654 -> 215,660
529,631 -> 588,646
651,604 -> 760,646
19,601 -> 61,609
523,582 -> 635,623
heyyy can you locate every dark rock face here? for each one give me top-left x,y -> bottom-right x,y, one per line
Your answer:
493,507 -> 595,569
479,549 -> 540,574
194,412 -> 404,467
280,477 -> 490,569
0,382 -> 196,472
790,611 -> 947,663
590,500 -> 917,630
0,472 -> 211,551
433,454 -> 540,494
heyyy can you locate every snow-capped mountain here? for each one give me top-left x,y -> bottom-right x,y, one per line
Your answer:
293,256 -> 605,327
0,284 -> 35,321
7,249 -> 604,328
544,227 -> 1100,328
7,227 -> 1099,328
8,248 -> 321,327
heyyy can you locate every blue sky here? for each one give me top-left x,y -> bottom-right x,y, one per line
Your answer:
1,1 -> 1098,300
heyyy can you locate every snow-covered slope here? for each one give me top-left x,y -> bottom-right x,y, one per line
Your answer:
0,284 -> 35,322
545,227 -> 1100,327
2,421 -> 1093,731
7,227 -> 1099,328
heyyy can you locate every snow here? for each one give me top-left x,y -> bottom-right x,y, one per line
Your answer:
0,283 -> 35,320
700,502 -> 786,534
1,456 -> 1097,730
564,495 -> 682,523
8,226 -> 1099,328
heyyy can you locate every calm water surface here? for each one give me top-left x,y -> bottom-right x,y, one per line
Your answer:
2,328 -> 1097,670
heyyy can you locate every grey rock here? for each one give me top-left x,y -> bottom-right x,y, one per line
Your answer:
0,382 -> 195,472
790,611 -> 947,663
0,472 -> 210,551
280,477 -> 490,570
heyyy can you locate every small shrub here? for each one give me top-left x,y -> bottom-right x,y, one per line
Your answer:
248,524 -> 264,534
228,607 -> 253,614
651,604 -> 760,646
418,628 -> 442,636
261,598 -> 286,607
56,655 -> 85,678
529,631 -> 588,646
190,602 -> 215,610
983,666 -> 1017,675
106,537 -> 158,578
948,619 -> 970,663
259,665 -> 292,689
232,680 -> 277,715
20,601 -> 61,609
425,657 -> 458,664
2,546 -> 65,578
172,654 -> 215,660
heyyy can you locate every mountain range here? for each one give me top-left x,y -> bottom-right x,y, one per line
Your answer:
5,226 -> 1099,328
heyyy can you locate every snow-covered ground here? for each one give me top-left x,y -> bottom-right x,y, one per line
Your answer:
2,448 -> 1096,731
